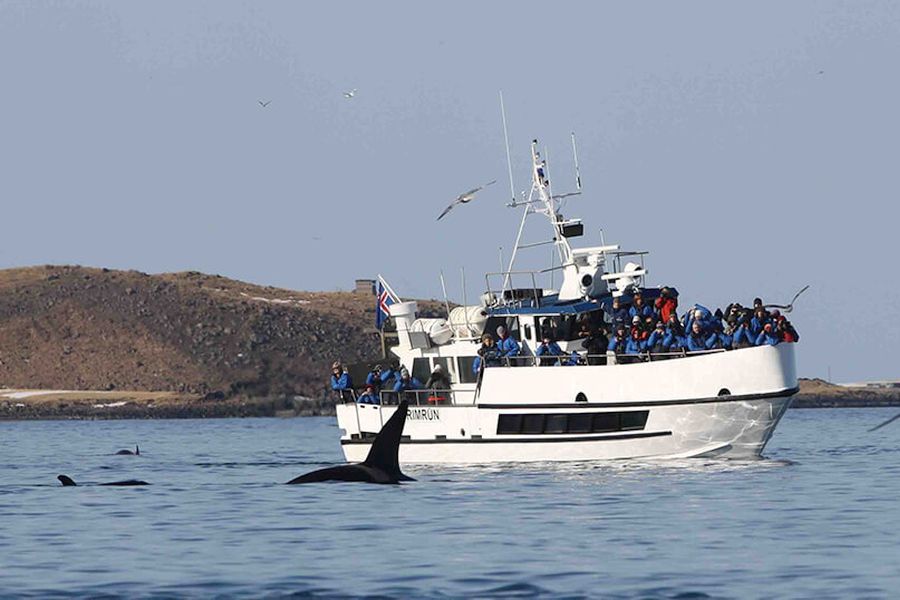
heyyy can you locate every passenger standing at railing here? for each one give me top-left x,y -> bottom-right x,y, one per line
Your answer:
365,364 -> 391,392
655,287 -> 679,323
496,326 -> 521,365
776,317 -> 800,343
630,316 -> 649,350
424,364 -> 451,389
629,291 -> 654,320
664,316 -> 687,352
646,321 -> 667,354
357,384 -> 380,404
750,307 -> 771,337
686,321 -> 717,351
755,323 -> 781,346
581,325 -> 608,365
610,297 -> 629,327
608,325 -> 629,354
393,368 -> 423,393
731,321 -> 755,349
473,334 -> 502,374
330,361 -> 352,391
536,335 -> 563,366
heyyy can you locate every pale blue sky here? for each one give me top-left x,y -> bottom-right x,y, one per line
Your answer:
1,1 -> 898,381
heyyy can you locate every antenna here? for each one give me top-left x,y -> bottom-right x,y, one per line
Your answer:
571,132 -> 582,190
439,270 -> 452,320
499,91 -> 516,205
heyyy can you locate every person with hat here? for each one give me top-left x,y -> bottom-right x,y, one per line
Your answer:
755,322 -> 781,346
630,315 -> 649,350
645,320 -> 668,354
393,367 -> 423,393
330,361 -> 352,391
424,364 -> 452,390
536,334 -> 563,366
686,321 -> 717,352
495,325 -> 521,365
654,286 -> 679,323
357,384 -> 380,404
629,290 -> 654,320
473,333 -> 502,375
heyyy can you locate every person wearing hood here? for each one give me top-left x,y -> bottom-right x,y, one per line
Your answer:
330,361 -> 352,391
755,323 -> 781,346
496,325 -> 521,364
684,305 -> 714,335
536,335 -> 564,366
686,321 -> 718,351
750,307 -> 772,336
646,320 -> 668,354
393,367 -> 424,393
630,315 -> 649,349
629,290 -> 654,320
357,384 -> 380,404
581,324 -> 609,365
610,297 -> 630,327
424,364 -> 451,389
663,316 -> 687,352
473,333 -> 502,374
654,286 -> 679,323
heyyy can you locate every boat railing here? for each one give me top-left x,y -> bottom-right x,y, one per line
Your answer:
483,270 -> 544,307
488,347 -> 728,368
336,388 -> 476,407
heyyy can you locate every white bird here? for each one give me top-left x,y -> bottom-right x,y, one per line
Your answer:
343,89 -> 357,99
437,180 -> 497,221
258,100 -> 272,108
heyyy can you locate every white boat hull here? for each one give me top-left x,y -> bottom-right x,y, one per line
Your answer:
337,345 -> 797,464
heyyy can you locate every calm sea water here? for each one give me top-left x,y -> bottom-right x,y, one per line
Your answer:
1,408 -> 898,599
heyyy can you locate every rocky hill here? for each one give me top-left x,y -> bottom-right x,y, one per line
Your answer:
0,265 -> 440,401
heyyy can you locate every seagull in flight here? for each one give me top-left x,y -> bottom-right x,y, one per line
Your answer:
343,89 -> 357,99
258,100 -> 272,108
437,180 -> 497,221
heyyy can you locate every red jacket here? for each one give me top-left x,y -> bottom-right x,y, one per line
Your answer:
655,296 -> 678,323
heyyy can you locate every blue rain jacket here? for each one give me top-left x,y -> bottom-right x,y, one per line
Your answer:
330,372 -> 352,390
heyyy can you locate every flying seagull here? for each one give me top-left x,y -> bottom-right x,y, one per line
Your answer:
258,100 -> 272,108
343,89 -> 357,99
437,180 -> 497,221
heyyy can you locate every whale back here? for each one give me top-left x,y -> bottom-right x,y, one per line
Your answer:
361,400 -> 409,480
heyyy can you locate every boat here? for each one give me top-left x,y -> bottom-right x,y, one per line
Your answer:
335,138 -> 798,464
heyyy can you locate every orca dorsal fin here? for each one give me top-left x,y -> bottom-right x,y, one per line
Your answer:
362,401 -> 408,479
135,445 -> 140,456
58,475 -> 77,486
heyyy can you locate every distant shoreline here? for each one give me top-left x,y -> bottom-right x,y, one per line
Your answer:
2,384 -> 898,420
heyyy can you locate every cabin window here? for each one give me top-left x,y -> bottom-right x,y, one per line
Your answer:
521,414 -> 545,434
497,414 -> 523,434
412,358 -> 431,384
457,356 -> 478,384
495,411 -> 650,435
545,414 -> 568,434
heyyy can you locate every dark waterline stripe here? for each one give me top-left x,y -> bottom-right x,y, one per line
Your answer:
474,386 -> 800,410
341,430 -> 672,445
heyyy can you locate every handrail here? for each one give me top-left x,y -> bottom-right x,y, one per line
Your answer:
338,388 -> 476,407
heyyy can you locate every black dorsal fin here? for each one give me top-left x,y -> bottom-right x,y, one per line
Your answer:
135,445 -> 140,456
58,475 -> 77,486
362,401 -> 408,479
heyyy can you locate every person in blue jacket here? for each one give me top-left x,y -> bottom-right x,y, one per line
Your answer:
330,361 -> 352,390
473,334 -> 502,375
610,297 -> 630,327
365,364 -> 396,392
755,323 -> 780,346
750,307 -> 771,336
646,321 -> 667,354
685,305 -> 715,335
731,322 -> 755,349
393,368 -> 423,393
496,326 -> 521,364
629,291 -> 654,320
356,384 -> 380,404
686,322 -> 717,351
608,325 -> 629,354
536,335 -> 563,366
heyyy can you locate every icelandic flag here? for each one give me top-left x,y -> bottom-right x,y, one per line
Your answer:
376,275 -> 400,330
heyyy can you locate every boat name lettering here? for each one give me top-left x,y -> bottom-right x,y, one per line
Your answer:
408,407 -> 441,421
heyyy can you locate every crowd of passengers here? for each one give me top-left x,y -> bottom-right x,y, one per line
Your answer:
476,287 -> 800,368
329,287 -> 800,402
329,360 -> 450,404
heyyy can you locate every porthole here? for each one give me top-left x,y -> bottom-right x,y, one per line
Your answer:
575,392 -> 588,403
718,388 -> 731,396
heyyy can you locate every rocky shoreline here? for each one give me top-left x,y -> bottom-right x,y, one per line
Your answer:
2,380 -> 898,421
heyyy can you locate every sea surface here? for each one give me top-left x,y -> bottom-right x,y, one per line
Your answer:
1,408 -> 899,599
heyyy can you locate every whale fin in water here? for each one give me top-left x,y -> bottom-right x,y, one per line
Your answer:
57,474 -> 150,486
286,401 -> 413,484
